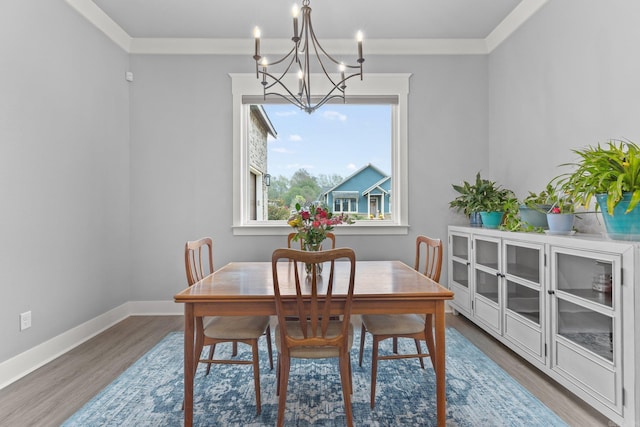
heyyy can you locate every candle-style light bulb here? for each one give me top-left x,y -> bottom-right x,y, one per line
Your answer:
261,58 -> 268,84
253,27 -> 261,60
339,63 -> 346,81
356,31 -> 363,61
297,69 -> 304,95
292,5 -> 299,40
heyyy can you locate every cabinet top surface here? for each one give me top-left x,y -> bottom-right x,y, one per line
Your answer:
448,225 -> 638,250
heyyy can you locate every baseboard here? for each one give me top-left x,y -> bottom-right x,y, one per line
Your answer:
1,299 -> 451,390
0,300 -> 180,390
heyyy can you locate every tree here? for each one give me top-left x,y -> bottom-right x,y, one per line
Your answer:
267,175 -> 290,203
317,173 -> 344,189
283,169 -> 321,206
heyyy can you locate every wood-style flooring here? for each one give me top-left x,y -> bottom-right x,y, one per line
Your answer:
0,314 -> 613,427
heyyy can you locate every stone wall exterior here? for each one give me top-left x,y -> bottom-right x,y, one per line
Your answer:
249,108 -> 269,220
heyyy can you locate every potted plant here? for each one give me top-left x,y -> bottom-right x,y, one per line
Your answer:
555,139 -> 640,240
449,172 -> 487,227
519,184 -> 554,229
544,184 -> 575,234
450,172 -> 514,229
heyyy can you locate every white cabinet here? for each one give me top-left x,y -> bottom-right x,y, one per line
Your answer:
447,226 -> 638,426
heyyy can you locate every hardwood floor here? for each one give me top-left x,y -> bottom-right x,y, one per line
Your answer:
0,314 -> 613,426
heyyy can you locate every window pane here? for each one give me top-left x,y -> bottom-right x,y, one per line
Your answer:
249,104 -> 392,221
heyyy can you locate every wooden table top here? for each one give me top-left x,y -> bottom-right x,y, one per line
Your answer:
174,260 -> 453,303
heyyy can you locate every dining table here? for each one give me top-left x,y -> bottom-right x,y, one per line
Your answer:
174,259 -> 454,426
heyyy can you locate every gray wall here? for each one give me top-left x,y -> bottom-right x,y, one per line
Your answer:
128,54 -> 488,300
489,1 -> 640,203
1,1 -> 130,362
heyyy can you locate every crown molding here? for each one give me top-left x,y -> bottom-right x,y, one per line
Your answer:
65,0 -> 131,51
486,0 -> 550,52
66,0 -> 548,55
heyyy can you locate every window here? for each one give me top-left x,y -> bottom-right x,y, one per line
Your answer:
335,198 -> 358,213
231,73 -> 410,236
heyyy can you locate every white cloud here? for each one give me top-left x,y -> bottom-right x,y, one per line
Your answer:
276,110 -> 298,117
347,163 -> 357,170
271,147 -> 291,153
322,110 -> 347,122
289,134 -> 303,142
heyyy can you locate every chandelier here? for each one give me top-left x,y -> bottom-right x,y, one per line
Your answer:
252,0 -> 364,114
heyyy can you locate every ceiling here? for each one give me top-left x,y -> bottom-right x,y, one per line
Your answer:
68,0 -> 548,54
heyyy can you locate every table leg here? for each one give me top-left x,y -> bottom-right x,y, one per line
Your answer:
184,304 -> 194,427
435,302 -> 446,426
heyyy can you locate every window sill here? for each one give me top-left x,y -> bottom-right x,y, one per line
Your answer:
232,221 -> 409,236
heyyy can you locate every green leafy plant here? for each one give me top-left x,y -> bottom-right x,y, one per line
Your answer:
450,172 -> 514,215
501,196 -> 544,233
522,184 -> 555,212
544,183 -> 575,214
554,139 -> 640,214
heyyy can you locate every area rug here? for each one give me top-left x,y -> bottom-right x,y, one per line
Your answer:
62,328 -> 567,426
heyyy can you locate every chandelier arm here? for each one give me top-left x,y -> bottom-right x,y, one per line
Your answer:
264,91 -> 308,111
307,19 -> 358,69
308,94 -> 347,114
259,45 -> 298,68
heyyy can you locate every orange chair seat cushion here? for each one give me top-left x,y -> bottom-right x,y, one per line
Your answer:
203,315 -> 271,340
361,314 -> 427,335
275,321 -> 354,359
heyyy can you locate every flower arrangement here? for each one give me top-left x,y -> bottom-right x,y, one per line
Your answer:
288,202 -> 353,249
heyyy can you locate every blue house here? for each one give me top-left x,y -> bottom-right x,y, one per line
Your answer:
319,164 -> 391,219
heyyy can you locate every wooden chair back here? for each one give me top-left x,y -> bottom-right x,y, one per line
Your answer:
271,247 -> 356,351
414,235 -> 443,282
287,232 -> 336,249
185,237 -> 214,286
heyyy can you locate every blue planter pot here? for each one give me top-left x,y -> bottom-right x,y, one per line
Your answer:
596,193 -> 640,241
469,212 -> 483,227
546,213 -> 574,233
479,211 -> 504,229
519,205 -> 552,229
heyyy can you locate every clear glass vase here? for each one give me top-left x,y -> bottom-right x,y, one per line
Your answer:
303,241 -> 324,275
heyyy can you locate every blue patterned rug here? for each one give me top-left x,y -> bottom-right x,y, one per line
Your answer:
62,328 -> 567,426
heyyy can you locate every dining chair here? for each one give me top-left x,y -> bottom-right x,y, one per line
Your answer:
287,231 -> 336,249
357,235 -> 443,408
184,237 -> 273,414
271,247 -> 357,427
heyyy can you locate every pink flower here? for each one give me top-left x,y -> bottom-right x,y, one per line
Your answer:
550,207 -> 561,214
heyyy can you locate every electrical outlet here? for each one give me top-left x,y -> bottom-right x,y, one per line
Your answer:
20,311 -> 31,331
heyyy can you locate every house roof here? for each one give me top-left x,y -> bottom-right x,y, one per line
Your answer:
250,105 -> 277,138
363,177 -> 391,196
320,163 -> 389,197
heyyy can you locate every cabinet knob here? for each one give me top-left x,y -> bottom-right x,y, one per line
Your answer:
547,290 -> 555,295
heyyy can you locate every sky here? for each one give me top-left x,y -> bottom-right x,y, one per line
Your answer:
263,104 -> 391,180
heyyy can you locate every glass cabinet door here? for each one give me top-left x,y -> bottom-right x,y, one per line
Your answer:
556,299 -> 613,361
506,280 -> 540,324
552,251 -> 617,360
476,269 -> 499,303
472,236 -> 501,333
448,232 -> 472,315
450,234 -> 470,290
503,240 -> 545,362
550,246 -> 621,412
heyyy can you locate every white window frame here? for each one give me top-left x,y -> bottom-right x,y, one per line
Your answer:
231,73 -> 410,236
